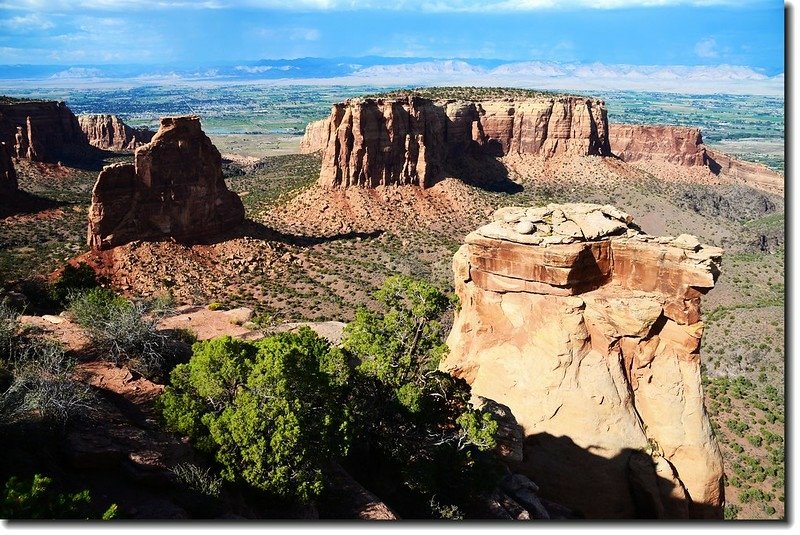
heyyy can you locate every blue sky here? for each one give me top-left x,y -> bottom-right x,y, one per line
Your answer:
0,0 -> 785,74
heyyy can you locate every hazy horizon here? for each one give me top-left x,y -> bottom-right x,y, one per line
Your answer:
0,1 -> 786,95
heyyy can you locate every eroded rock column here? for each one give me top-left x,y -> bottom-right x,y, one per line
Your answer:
441,203 -> 724,519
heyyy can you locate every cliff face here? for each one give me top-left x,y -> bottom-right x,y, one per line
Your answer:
87,116 -> 245,250
0,100 -> 85,162
78,114 -> 155,151
609,123 -> 783,193
0,141 -> 16,193
441,203 -> 724,519
608,124 -> 708,167
299,118 -> 330,154
307,96 -> 610,188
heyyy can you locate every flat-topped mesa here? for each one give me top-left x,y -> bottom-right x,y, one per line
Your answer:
308,95 -> 611,188
608,124 -> 708,167
608,123 -> 783,193
442,203 -> 724,519
0,100 -> 86,162
87,115 -> 245,250
78,114 -> 155,151
0,141 -> 17,193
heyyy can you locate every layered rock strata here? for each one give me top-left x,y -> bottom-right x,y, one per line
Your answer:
308,96 -> 610,188
609,123 -> 783,193
608,124 -> 708,167
0,100 -> 85,162
0,141 -> 16,193
78,114 -> 155,151
87,116 -> 245,250
441,203 -> 724,519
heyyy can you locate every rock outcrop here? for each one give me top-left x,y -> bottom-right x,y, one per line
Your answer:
87,115 -> 245,250
0,100 -> 85,162
609,124 -> 708,167
308,95 -> 610,188
78,114 -> 155,151
705,147 -> 783,194
0,141 -> 16,193
441,203 -> 724,519
299,118 -> 329,154
609,123 -> 783,193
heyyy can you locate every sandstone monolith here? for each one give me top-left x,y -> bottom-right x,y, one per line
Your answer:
441,203 -> 724,519
87,116 -> 244,250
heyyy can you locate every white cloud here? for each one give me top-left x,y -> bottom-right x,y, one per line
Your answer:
0,13 -> 54,31
695,37 -> 718,58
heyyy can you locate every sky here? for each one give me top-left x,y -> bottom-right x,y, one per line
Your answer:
0,0 -> 786,93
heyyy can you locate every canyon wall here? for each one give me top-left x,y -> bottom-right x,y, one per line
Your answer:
307,96 -> 611,188
441,203 -> 724,519
608,124 -> 708,167
609,123 -> 783,193
87,115 -> 244,250
0,141 -> 16,193
0,100 -> 85,162
78,114 -> 155,151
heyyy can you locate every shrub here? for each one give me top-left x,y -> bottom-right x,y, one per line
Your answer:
1,337 -> 95,426
0,474 -> 116,519
747,434 -> 763,447
341,276 -> 500,516
50,263 -> 103,306
723,504 -> 740,520
170,463 -> 223,498
68,288 -> 176,379
158,330 -> 351,503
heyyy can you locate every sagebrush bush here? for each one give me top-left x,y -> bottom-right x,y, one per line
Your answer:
68,288 -> 177,378
170,463 -> 223,498
1,337 -> 95,426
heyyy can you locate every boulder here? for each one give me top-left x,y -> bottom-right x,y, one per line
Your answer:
87,116 -> 245,250
441,202 -> 724,519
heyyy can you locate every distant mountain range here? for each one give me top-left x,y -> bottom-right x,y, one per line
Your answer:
0,57 -> 784,96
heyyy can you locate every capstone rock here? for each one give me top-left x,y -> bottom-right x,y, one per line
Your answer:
441,202 -> 724,519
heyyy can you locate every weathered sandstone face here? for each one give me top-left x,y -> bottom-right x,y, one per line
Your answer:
306,96 -> 610,188
609,124 -> 708,167
78,114 -> 155,151
87,115 -> 245,250
441,203 -> 724,519
0,141 -> 17,193
299,118 -> 330,154
0,100 -> 85,162
608,123 -> 783,193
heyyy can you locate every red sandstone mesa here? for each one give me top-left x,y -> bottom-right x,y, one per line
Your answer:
441,203 -> 724,519
87,115 -> 245,250
0,100 -> 86,162
78,114 -> 155,151
302,95 -> 610,188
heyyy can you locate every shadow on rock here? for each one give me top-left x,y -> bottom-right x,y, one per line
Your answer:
517,432 -> 723,520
